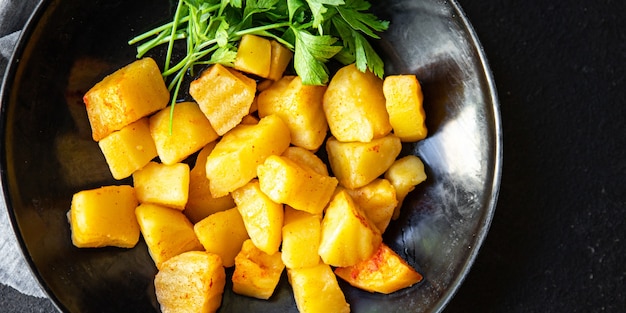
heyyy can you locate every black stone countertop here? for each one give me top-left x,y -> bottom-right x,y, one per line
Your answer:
1,0 -> 624,312
447,0 -> 625,312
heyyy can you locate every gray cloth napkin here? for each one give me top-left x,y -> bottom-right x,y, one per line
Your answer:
0,0 -> 46,299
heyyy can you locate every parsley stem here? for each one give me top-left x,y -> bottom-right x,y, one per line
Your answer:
233,21 -> 292,37
164,0 -> 186,73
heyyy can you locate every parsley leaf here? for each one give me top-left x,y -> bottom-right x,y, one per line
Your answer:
293,28 -> 342,85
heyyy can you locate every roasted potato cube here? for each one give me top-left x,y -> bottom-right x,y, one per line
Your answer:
268,40 -> 294,81
240,114 -> 259,125
194,207 -> 249,267
287,264 -> 350,313
133,162 -> 190,210
83,57 -> 169,141
232,180 -> 284,255
135,203 -> 203,269
184,143 -> 235,223
385,155 -> 427,219
281,206 -> 322,269
323,63 -> 391,142
234,34 -> 272,78
232,239 -> 285,300
205,114 -> 290,197
282,146 -> 329,176
318,190 -> 382,267
155,251 -> 225,313
256,79 -> 275,93
69,185 -> 139,248
98,118 -> 158,180
150,101 -> 219,165
334,243 -> 423,294
257,155 -> 337,215
189,64 -> 256,135
326,134 -> 402,189
257,75 -> 328,150
383,75 -> 428,142
345,178 -> 397,233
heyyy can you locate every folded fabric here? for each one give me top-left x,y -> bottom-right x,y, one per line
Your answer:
0,0 -> 46,299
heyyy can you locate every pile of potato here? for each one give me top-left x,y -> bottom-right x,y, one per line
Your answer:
69,35 -> 428,313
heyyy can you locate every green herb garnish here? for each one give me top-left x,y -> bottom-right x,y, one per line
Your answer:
129,0 -> 389,104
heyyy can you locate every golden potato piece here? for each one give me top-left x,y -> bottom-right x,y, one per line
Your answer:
323,63 -> 391,142
149,101 -> 219,165
232,180 -> 284,255
205,114 -> 290,197
193,207 -> 249,268
334,243 -> 423,294
326,134 -> 402,189
383,75 -> 428,142
69,185 -> 139,248
257,75 -> 328,150
288,264 -> 350,313
281,207 -> 322,269
257,155 -> 337,215
268,40 -> 294,81
385,155 -> 427,219
232,239 -> 285,300
154,251 -> 225,313
133,162 -> 190,211
318,190 -> 382,267
345,178 -> 397,233
234,34 -> 272,78
83,57 -> 169,141
281,146 -> 329,176
135,203 -> 203,269
184,143 -> 235,223
189,64 -> 256,135
98,117 -> 158,180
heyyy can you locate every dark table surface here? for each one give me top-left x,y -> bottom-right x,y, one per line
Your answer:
2,0 -> 625,312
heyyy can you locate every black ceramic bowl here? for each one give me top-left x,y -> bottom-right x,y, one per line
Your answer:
0,0 -> 501,312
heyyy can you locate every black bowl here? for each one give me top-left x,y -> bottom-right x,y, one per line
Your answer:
0,0 -> 502,312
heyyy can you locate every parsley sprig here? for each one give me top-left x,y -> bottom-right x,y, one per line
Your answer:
129,0 -> 389,102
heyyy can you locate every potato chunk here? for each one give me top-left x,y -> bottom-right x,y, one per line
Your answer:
232,180 -> 284,255
205,114 -> 290,197
193,207 -> 249,267
257,155 -> 337,215
345,178 -> 397,233
154,251 -> 225,313
189,64 -> 256,135
287,264 -> 350,313
326,134 -> 402,189
150,101 -> 219,165
232,239 -> 285,300
385,155 -> 427,219
234,34 -> 272,78
318,190 -> 382,267
98,118 -> 158,180
281,207 -> 322,269
257,76 -> 328,150
383,75 -> 428,142
83,57 -> 169,141
323,63 -> 391,142
334,243 -> 423,294
282,146 -> 329,176
69,185 -> 139,248
184,143 -> 235,223
268,40 -> 294,81
133,162 -> 190,211
135,203 -> 203,269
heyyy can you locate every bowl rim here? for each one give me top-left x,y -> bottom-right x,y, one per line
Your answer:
429,0 -> 503,311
